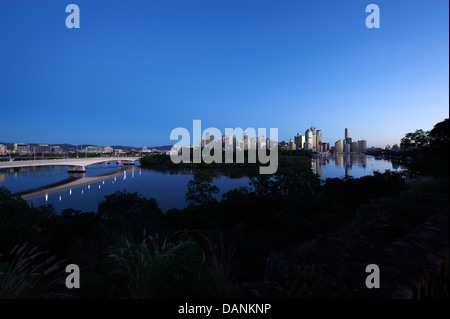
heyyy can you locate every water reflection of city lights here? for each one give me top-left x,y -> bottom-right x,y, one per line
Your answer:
45,193 -> 48,201
69,189 -> 72,195
82,190 -> 84,194
88,185 -> 90,189
102,181 -> 104,185
59,195 -> 62,201
99,185 -> 101,189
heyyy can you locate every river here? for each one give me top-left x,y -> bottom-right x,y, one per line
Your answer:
0,154 -> 405,213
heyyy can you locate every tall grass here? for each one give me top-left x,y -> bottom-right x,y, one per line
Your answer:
0,243 -> 66,298
199,232 -> 236,295
109,230 -> 192,298
108,230 -> 236,298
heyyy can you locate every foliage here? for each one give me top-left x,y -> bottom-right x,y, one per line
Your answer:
0,243 -> 66,299
186,171 -> 219,207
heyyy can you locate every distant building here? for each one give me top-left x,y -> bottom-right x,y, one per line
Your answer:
358,140 -> 367,152
392,144 -> 401,152
305,129 -> 313,150
104,146 -> 114,153
344,143 -> 351,153
9,144 -> 18,153
52,146 -> 64,154
31,144 -> 51,154
243,133 -> 249,150
0,144 -> 6,155
316,130 -> 322,152
258,136 -> 266,149
345,128 -> 349,141
86,146 -> 103,153
294,133 -> 305,150
304,142 -> 312,151
335,140 -> 344,153
17,144 -> 30,154
289,139 -> 296,151
139,146 -> 152,153
351,141 -> 359,153
310,127 -> 317,150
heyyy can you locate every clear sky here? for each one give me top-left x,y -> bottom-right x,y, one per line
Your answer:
0,0 -> 448,148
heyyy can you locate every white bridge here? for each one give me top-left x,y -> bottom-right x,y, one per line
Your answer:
0,157 -> 141,174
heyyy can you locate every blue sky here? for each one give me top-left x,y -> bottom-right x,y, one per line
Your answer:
0,0 -> 448,148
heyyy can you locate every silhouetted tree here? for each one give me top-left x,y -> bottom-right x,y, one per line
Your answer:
186,172 -> 219,207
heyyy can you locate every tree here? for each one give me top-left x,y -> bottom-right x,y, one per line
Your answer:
400,129 -> 429,150
186,172 -> 219,207
98,190 -> 162,220
428,118 -> 449,149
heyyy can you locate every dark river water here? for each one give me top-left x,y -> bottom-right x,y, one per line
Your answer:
0,155 -> 404,213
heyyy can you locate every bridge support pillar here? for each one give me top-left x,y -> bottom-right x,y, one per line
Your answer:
68,165 -> 86,173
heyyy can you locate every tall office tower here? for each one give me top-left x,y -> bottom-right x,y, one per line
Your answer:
316,130 -> 322,152
266,138 -> 270,149
352,142 -> 359,153
294,133 -> 305,150
305,129 -> 313,150
335,140 -> 344,153
358,140 -> 367,152
344,143 -> 351,153
311,127 -> 317,150
345,128 -> 349,141
243,133 -> 248,150
289,139 -> 296,151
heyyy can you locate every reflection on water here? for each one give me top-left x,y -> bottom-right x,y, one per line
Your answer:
0,155 -> 405,213
312,153 -> 405,179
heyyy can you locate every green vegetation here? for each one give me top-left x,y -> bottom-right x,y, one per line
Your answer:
368,118 -> 449,177
140,149 -> 313,170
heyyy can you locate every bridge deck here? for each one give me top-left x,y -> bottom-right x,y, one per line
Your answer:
0,157 -> 141,170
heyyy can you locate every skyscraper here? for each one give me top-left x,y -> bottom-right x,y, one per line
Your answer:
335,140 -> 344,153
243,133 -> 248,150
358,140 -> 367,152
311,126 -> 316,150
344,143 -> 351,153
316,130 -> 322,152
345,128 -> 349,141
294,133 -> 305,150
289,139 -> 296,151
305,129 -> 313,150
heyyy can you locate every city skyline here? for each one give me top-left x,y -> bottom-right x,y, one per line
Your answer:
0,1 -> 448,148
